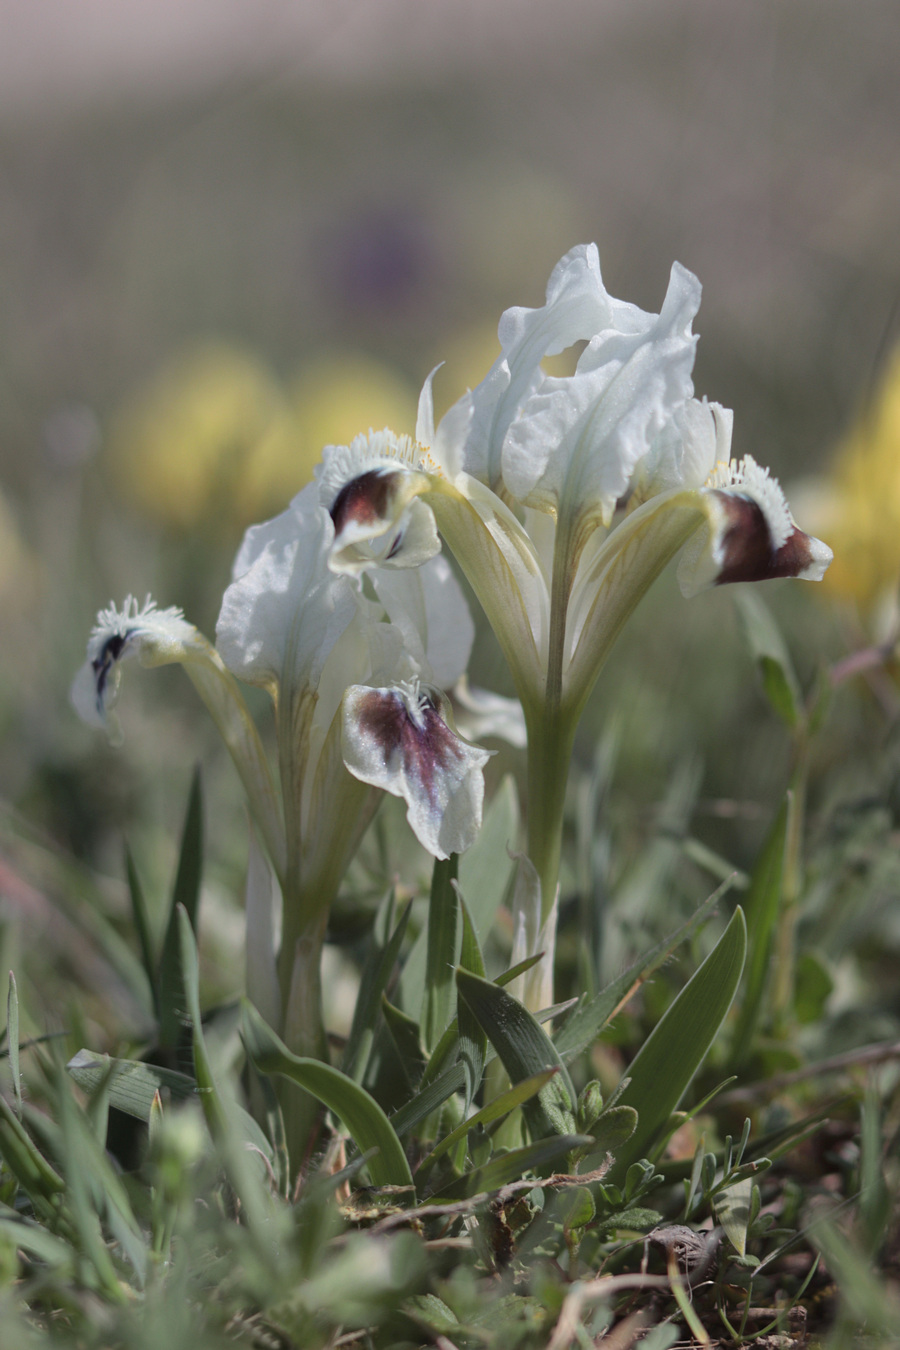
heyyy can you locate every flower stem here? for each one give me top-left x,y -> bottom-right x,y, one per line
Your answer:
277,896 -> 329,1170
525,703 -> 576,925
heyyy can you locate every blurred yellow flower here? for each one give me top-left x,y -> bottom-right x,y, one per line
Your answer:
109,344 -> 417,531
289,353 -> 417,475
815,345 -> 900,616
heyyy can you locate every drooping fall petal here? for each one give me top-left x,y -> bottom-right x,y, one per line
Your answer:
342,681 -> 492,858
72,595 -> 286,878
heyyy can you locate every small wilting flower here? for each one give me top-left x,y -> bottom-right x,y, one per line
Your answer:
314,243 -> 833,955
71,595 -> 286,876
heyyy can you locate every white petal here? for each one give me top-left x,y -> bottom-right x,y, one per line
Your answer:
502,260 -> 702,526
459,244 -> 614,492
451,675 -> 527,749
635,397 -> 733,499
370,553 -> 475,690
216,483 -> 359,697
341,683 -> 492,858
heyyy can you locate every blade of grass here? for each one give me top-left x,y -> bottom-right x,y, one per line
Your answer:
457,893 -> 487,1111
159,770 -> 203,1052
729,800 -> 788,1067
608,908 -> 747,1182
343,894 -> 411,1083
67,1051 -> 196,1120
416,1068 -> 559,1179
554,879 -> 733,1061
429,1133 -> 592,1201
7,970 -> 21,1118
241,998 -> 413,1190
124,843 -> 159,1023
423,855 -> 460,1053
456,969 -> 575,1140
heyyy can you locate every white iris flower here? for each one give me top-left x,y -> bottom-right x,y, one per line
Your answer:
314,243 -> 833,925
73,484 -> 489,1050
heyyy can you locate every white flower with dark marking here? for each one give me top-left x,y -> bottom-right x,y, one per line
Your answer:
679,455 -> 833,596
342,679 -> 491,859
71,596 -> 196,738
71,595 -> 286,876
311,243 -> 833,924
314,246 -> 832,722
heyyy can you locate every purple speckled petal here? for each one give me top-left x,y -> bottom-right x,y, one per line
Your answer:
341,682 -> 492,858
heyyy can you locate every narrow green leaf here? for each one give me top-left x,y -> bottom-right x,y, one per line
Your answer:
457,894 -> 487,1110
342,894 -> 410,1083
554,880 -> 732,1061
179,913 -> 274,1232
381,996 -> 427,1090
717,1175 -> 752,1256
458,891 -> 486,980
0,1217 -> 75,1270
177,906 -> 228,1139
734,589 -> 802,729
495,953 -> 544,988
609,907 -> 747,1181
240,999 -> 413,1190
430,1133 -> 591,1201
730,803 -> 788,1066
7,971 -> 21,1118
390,1003 -> 563,1140
417,1068 -> 558,1179
813,1222 -> 900,1335
423,855 -> 460,1053
124,842 -> 159,1021
456,969 -> 575,1140
391,1062 -> 465,1138
760,656 -> 800,729
56,1081 -> 130,1300
0,1091 -> 65,1208
67,1050 -> 196,1120
159,770 -> 204,1051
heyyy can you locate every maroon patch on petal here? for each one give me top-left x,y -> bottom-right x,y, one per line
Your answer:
714,493 -> 815,585
330,470 -> 399,535
356,688 -> 463,808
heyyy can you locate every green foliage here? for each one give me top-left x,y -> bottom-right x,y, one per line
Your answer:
608,907 -> 747,1180
8,594 -> 900,1346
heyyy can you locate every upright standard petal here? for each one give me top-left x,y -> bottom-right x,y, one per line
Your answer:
369,554 -> 475,690
342,681 -> 492,858
501,261 -> 701,534
456,244 -> 615,493
216,482 -> 360,701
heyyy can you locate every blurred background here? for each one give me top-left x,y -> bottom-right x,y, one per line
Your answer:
2,0 -> 900,1045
